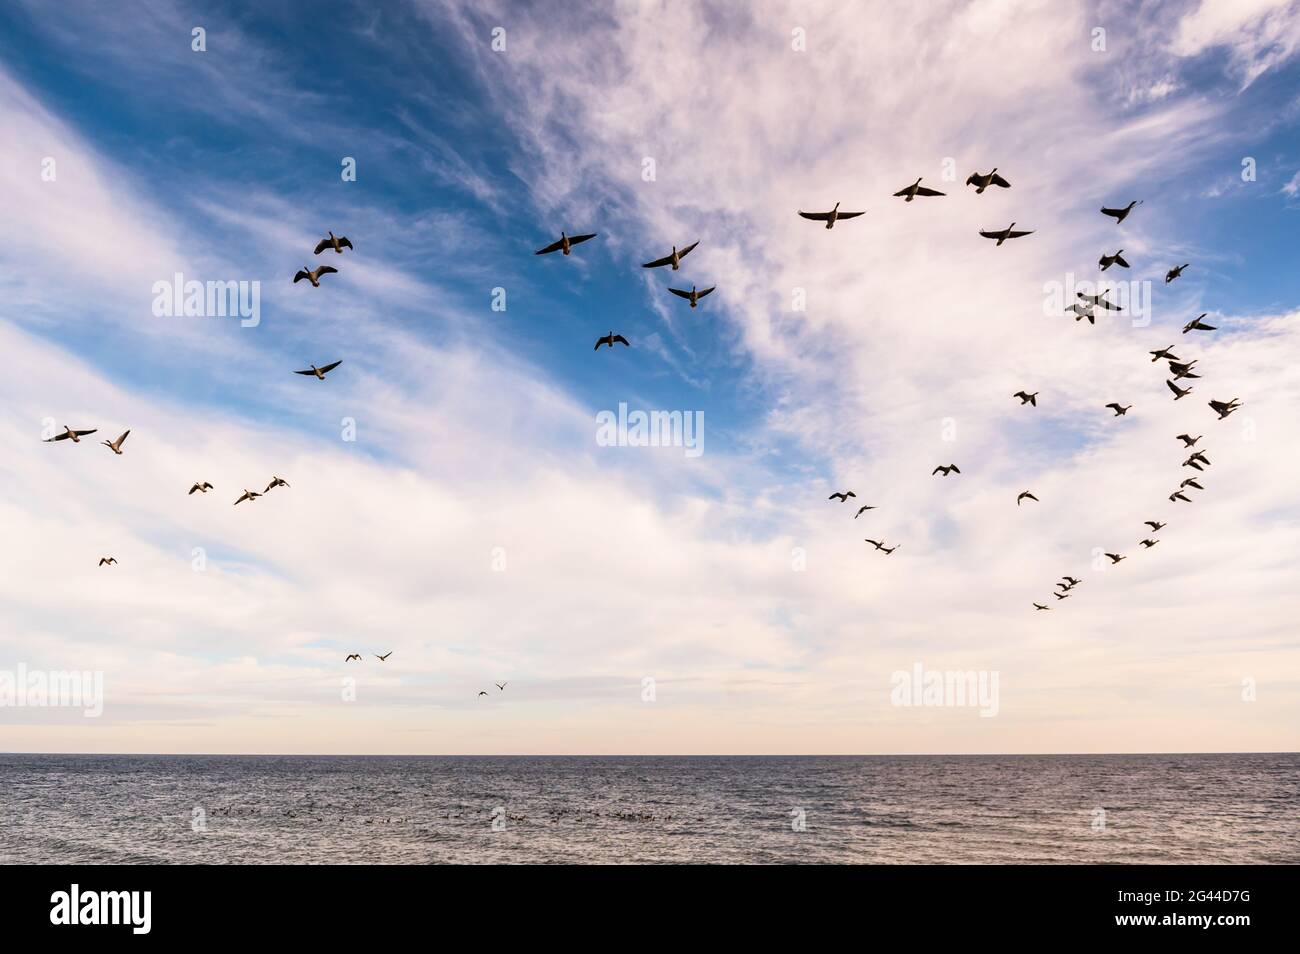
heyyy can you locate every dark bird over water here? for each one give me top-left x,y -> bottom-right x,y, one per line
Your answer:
894,177 -> 946,201
535,232 -> 596,256
1167,379 -> 1193,400
1183,313 -> 1216,334
828,491 -> 856,502
798,203 -> 866,229
965,169 -> 1011,193
1165,263 -> 1189,283
293,264 -> 337,287
1099,250 -> 1130,271
932,465 -> 960,476
314,231 -> 353,255
641,241 -> 698,270
668,284 -> 715,308
1013,391 -> 1038,406
101,430 -> 130,455
594,332 -> 629,351
979,223 -> 1033,245
1105,403 -> 1131,416
295,360 -> 343,380
1017,491 -> 1038,505
188,481 -> 214,495
44,426 -> 96,443
1100,200 -> 1142,224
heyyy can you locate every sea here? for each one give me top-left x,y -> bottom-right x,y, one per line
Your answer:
1,753 -> 1296,864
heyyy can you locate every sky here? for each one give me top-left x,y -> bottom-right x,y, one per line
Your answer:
1,0 -> 1298,755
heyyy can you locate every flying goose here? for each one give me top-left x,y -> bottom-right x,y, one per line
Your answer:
314,231 -> 353,255
1150,346 -> 1180,362
1183,314 -> 1216,333
295,360 -> 343,380
1017,491 -> 1038,505
188,481 -> 214,495
345,654 -> 362,661
98,557 -> 116,566
1139,539 -> 1159,548
1187,450 -> 1211,467
376,652 -> 392,662
1145,521 -> 1166,532
641,241 -> 699,270
1099,250 -> 1130,271
1105,403 -> 1131,416
828,491 -> 856,502
100,430 -> 130,454
894,177 -> 946,201
234,489 -> 261,506
965,168 -> 1011,193
797,203 -> 866,229
979,223 -> 1033,245
1066,302 -> 1097,323
1166,379 -> 1193,400
1100,200 -> 1142,224
932,464 -> 960,476
495,682 -> 508,691
864,539 -> 897,554
668,284 -> 715,308
1054,591 -> 1070,600
44,426 -> 97,443
1180,477 -> 1204,490
535,231 -> 597,256
1013,391 -> 1038,406
1061,576 -> 1081,587
594,332 -> 630,351
1168,360 -> 1200,379
1105,552 -> 1126,564
854,505 -> 876,518
1176,433 -> 1201,447
265,476 -> 290,493
293,264 -> 338,287
1077,290 -> 1123,311
1165,263 -> 1189,283
1170,490 -> 1192,503
478,690 -> 489,697
1182,455 -> 1205,471
1033,602 -> 1050,611
1208,398 -> 1241,419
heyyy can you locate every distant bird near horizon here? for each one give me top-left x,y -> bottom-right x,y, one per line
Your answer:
1077,290 -> 1123,311
314,231 -> 353,255
1209,397 -> 1241,419
535,231 -> 596,256
188,481 -> 214,495
668,284 -> 715,308
345,654 -> 361,661
44,426 -> 96,443
1099,250 -> 1130,271
894,177 -> 946,201
1183,313 -> 1216,333
376,652 -> 392,662
594,332 -> 629,351
265,476 -> 289,493
1165,263 -> 1189,283
828,491 -> 856,502
1105,403 -> 1131,416
1167,379 -> 1193,400
234,489 -> 261,506
1145,521 -> 1166,532
797,203 -> 866,229
854,505 -> 876,518
1100,200 -> 1142,224
979,223 -> 1033,245
295,360 -> 343,380
864,539 -> 897,554
1105,552 -> 1126,564
1150,346 -> 1180,362
1139,539 -> 1159,548
293,264 -> 337,287
641,241 -> 698,270
100,430 -> 130,454
1017,491 -> 1038,506
1176,433 -> 1201,447
932,465 -> 960,476
1033,602 -> 1050,611
1013,391 -> 1038,406
965,168 -> 1011,193
98,557 -> 116,566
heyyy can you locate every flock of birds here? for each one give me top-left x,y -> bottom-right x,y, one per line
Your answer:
810,170 -> 1241,609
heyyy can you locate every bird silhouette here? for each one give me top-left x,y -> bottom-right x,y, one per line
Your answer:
894,177 -> 946,201
1054,591 -> 1070,600
641,241 -> 698,270
1176,433 -> 1201,447
98,557 -> 116,566
667,284 -> 715,308
1100,200 -> 1141,224
1170,491 -> 1192,503
345,654 -> 361,661
314,231 -> 353,255
495,682 -> 508,691
965,169 -> 1011,193
1165,263 -> 1189,283
535,231 -> 596,256
1145,521 -> 1166,532
1017,491 -> 1038,505
478,690 -> 489,697
828,491 -> 856,502
854,505 -> 876,518
1150,346 -> 1181,362
44,426 -> 97,443
101,430 -> 130,455
1105,553 -> 1126,564
265,476 -> 289,493
1208,398 -> 1241,419
1167,379 -> 1193,400
798,203 -> 866,229
1183,314 -> 1216,333
864,539 -> 897,554
294,360 -> 343,380
234,489 -> 261,506
932,465 -> 960,476
293,265 -> 337,287
1061,576 -> 1081,587
1066,302 -> 1096,323
1180,478 -> 1204,490
1099,250 -> 1130,271
1033,602 -> 1050,611
188,481 -> 214,495
978,223 -> 1033,245
1077,290 -> 1123,311
1139,539 -> 1159,548
376,652 -> 392,662
594,332 -> 630,351
1013,391 -> 1038,406
1105,403 -> 1131,416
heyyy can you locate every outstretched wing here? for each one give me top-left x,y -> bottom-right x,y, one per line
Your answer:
294,369 -> 316,375
978,230 -> 1002,240
535,237 -> 565,255
568,233 -> 597,245
676,240 -> 699,258
914,186 -> 945,196
313,238 -> 330,255
835,211 -> 865,220
989,173 -> 1011,188
798,210 -> 832,221
1004,229 -> 1033,239
73,429 -> 98,437
668,287 -> 693,300
641,253 -> 673,268
1113,253 -> 1129,268
1100,206 -> 1125,218
293,270 -> 309,283
611,335 -> 629,347
338,237 -> 353,250
317,265 -> 338,276
318,360 -> 343,374
697,286 -> 716,299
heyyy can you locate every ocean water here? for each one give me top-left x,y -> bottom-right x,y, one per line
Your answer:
0,753 -> 1296,864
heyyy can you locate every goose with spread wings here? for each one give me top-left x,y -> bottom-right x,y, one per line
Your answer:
314,231 -> 353,255
101,430 -> 130,455
965,168 -> 1010,193
1099,250 -> 1130,271
1167,379 -> 1193,401
265,476 -> 289,493
345,654 -> 362,662
1017,491 -> 1038,506
44,426 -> 97,443
828,491 -> 856,502
295,360 -> 342,380
1013,391 -> 1038,406
1183,314 -> 1216,334
864,539 -> 897,554
1208,398 -> 1241,419
1100,200 -> 1141,224
376,652 -> 392,662
594,332 -> 630,351
293,264 -> 337,287
535,231 -> 596,256
1165,263 -> 1189,283
98,557 -> 116,566
641,241 -> 698,270
979,223 -> 1033,246
798,203 -> 865,229
1150,346 -> 1180,362
1105,403 -> 1131,416
1077,290 -> 1123,311
234,489 -> 262,506
188,481 -> 214,495
668,284 -> 715,309
894,177 -> 946,201
932,464 -> 960,476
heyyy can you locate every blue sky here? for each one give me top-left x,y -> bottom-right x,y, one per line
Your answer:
0,0 -> 1298,754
